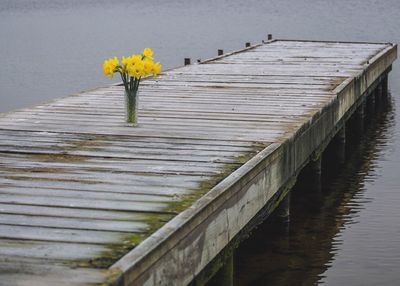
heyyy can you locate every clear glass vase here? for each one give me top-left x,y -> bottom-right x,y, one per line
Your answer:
125,89 -> 139,126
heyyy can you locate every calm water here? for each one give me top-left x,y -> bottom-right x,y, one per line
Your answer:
1,0 -> 400,285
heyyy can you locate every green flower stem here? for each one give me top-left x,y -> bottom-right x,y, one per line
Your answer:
119,72 -> 140,125
125,89 -> 137,125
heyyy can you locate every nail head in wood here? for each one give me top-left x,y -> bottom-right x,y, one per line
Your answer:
184,58 -> 191,65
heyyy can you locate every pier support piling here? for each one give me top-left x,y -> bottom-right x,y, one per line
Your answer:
207,254 -> 234,286
354,100 -> 366,133
309,156 -> 322,192
275,193 -> 290,222
382,75 -> 389,97
367,90 -> 376,113
334,126 -> 346,165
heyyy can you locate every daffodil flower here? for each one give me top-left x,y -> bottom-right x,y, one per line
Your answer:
143,48 -> 154,59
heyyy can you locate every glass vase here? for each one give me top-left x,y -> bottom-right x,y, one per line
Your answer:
125,89 -> 139,126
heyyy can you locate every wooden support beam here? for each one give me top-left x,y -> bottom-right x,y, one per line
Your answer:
207,254 -> 234,286
382,74 -> 389,97
354,100 -> 366,132
366,90 -> 376,113
334,125 -> 346,165
310,156 -> 322,192
275,193 -> 290,222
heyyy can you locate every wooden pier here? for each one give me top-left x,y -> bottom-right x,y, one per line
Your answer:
0,39 -> 396,285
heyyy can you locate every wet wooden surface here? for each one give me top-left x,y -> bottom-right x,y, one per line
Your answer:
0,40 -> 394,285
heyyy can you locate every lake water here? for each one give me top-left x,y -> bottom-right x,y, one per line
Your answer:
1,0 -> 400,285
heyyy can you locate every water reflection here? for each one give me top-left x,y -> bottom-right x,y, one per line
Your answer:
234,94 -> 395,285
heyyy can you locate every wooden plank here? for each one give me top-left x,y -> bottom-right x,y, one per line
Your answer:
0,155 -> 234,175
0,239 -> 106,260
0,214 -> 147,233
0,257 -> 105,286
0,225 -> 129,244
0,129 -> 263,148
0,177 -> 199,196
0,203 -> 165,221
0,185 -> 176,204
0,193 -> 170,213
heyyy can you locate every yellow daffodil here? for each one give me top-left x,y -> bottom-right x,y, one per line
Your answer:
127,61 -> 145,79
102,56 -> 119,78
152,62 -> 162,77
143,58 -> 154,75
122,56 -> 132,67
143,48 -> 153,58
131,54 -> 142,64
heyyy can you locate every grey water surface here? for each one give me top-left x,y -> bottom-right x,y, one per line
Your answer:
1,1 -> 400,285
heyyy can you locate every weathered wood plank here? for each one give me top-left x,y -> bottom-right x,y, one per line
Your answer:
0,257 -> 106,286
0,177 -> 199,196
0,203 -> 164,221
0,193 -> 170,213
0,239 -> 106,260
0,214 -> 147,233
0,224 -> 129,244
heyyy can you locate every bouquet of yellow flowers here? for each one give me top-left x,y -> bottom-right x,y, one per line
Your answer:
103,48 -> 162,125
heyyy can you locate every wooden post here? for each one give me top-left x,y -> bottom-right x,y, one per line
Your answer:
366,90 -> 376,113
377,83 -> 383,98
374,83 -> 383,111
207,254 -> 234,286
218,49 -> 224,56
335,125 -> 346,165
355,100 -> 366,132
382,74 -> 389,97
275,193 -> 290,222
310,156 -> 322,192
268,34 -> 272,40
245,42 -> 251,47
184,58 -> 191,66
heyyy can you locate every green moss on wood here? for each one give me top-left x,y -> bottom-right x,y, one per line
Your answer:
68,143 -> 265,274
